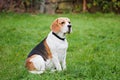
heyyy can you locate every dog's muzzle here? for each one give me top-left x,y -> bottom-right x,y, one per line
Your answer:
67,25 -> 72,34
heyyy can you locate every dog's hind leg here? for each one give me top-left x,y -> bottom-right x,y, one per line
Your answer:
26,55 -> 45,74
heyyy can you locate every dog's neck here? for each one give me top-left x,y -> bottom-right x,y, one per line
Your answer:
52,32 -> 66,41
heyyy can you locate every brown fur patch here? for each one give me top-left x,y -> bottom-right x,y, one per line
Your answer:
25,55 -> 37,71
50,19 -> 61,33
44,40 -> 52,59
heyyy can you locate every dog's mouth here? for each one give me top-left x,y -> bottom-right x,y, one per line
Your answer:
67,30 -> 70,34
64,28 -> 71,34
63,25 -> 72,34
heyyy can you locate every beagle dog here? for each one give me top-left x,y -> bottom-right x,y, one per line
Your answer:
25,17 -> 72,74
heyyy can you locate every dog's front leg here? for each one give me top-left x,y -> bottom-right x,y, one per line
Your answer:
61,54 -> 66,70
52,55 -> 62,71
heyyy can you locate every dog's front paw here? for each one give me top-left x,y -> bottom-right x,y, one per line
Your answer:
58,68 -> 62,71
62,63 -> 66,70
56,66 -> 62,71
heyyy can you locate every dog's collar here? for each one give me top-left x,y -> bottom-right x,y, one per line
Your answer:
52,32 -> 65,41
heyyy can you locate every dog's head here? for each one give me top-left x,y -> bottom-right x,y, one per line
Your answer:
51,17 -> 72,34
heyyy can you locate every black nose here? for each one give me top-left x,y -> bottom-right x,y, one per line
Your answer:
68,25 -> 71,28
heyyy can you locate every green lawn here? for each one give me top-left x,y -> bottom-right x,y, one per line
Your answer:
0,13 -> 120,80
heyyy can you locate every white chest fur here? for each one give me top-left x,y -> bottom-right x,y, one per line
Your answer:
46,32 -> 68,54
46,32 -> 68,71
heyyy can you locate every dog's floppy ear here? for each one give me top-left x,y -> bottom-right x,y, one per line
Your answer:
50,19 -> 60,33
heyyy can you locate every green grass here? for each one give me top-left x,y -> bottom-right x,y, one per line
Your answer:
0,12 -> 120,80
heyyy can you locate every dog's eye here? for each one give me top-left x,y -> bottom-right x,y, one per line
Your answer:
61,22 -> 65,24
68,22 -> 71,24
